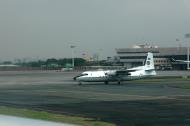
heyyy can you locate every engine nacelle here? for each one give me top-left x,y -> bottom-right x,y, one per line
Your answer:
104,70 -> 117,76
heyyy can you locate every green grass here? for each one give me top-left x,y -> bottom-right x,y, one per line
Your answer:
0,106 -> 116,126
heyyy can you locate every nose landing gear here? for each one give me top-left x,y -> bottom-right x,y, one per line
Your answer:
78,82 -> 82,85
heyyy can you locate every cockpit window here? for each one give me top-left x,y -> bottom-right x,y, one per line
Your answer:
74,73 -> 88,78
82,73 -> 88,76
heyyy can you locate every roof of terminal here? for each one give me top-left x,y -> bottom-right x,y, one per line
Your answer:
116,47 -> 187,55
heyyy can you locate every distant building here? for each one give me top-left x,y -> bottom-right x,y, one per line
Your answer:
116,44 -> 189,70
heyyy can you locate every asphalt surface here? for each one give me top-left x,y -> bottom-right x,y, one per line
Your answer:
0,71 -> 190,126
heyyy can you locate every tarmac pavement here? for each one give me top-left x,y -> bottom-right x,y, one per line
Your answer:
0,70 -> 190,126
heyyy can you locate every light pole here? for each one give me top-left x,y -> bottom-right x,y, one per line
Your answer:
70,45 -> 76,69
185,33 -> 190,70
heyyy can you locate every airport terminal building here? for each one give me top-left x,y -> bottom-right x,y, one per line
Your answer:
115,44 -> 189,70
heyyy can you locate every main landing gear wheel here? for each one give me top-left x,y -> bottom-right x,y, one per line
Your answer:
104,81 -> 109,85
78,82 -> 82,85
117,79 -> 121,85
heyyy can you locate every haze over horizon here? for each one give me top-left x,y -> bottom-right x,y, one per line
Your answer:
0,0 -> 190,61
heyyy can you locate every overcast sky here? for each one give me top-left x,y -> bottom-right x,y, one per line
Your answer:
0,0 -> 190,61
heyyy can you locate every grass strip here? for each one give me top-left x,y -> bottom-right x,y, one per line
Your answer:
0,106 -> 116,126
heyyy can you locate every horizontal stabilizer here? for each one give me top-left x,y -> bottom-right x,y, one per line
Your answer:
172,58 -> 190,63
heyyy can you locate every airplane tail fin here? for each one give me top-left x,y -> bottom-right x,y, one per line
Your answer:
144,52 -> 155,70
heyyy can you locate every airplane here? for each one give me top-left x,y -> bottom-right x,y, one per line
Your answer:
73,52 -> 156,85
171,58 -> 190,63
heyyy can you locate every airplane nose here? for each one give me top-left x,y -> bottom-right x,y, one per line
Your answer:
73,76 -> 80,81
73,76 -> 77,80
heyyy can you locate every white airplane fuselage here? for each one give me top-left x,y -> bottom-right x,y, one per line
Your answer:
74,52 -> 156,84
75,68 -> 156,82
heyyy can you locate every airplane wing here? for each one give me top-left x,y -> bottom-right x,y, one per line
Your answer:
176,60 -> 190,63
115,70 -> 136,76
172,58 -> 190,63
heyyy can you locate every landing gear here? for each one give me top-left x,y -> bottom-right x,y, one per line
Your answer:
104,81 -> 109,85
117,78 -> 121,85
78,82 -> 82,85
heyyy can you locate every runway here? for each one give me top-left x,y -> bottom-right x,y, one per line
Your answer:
0,71 -> 190,126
